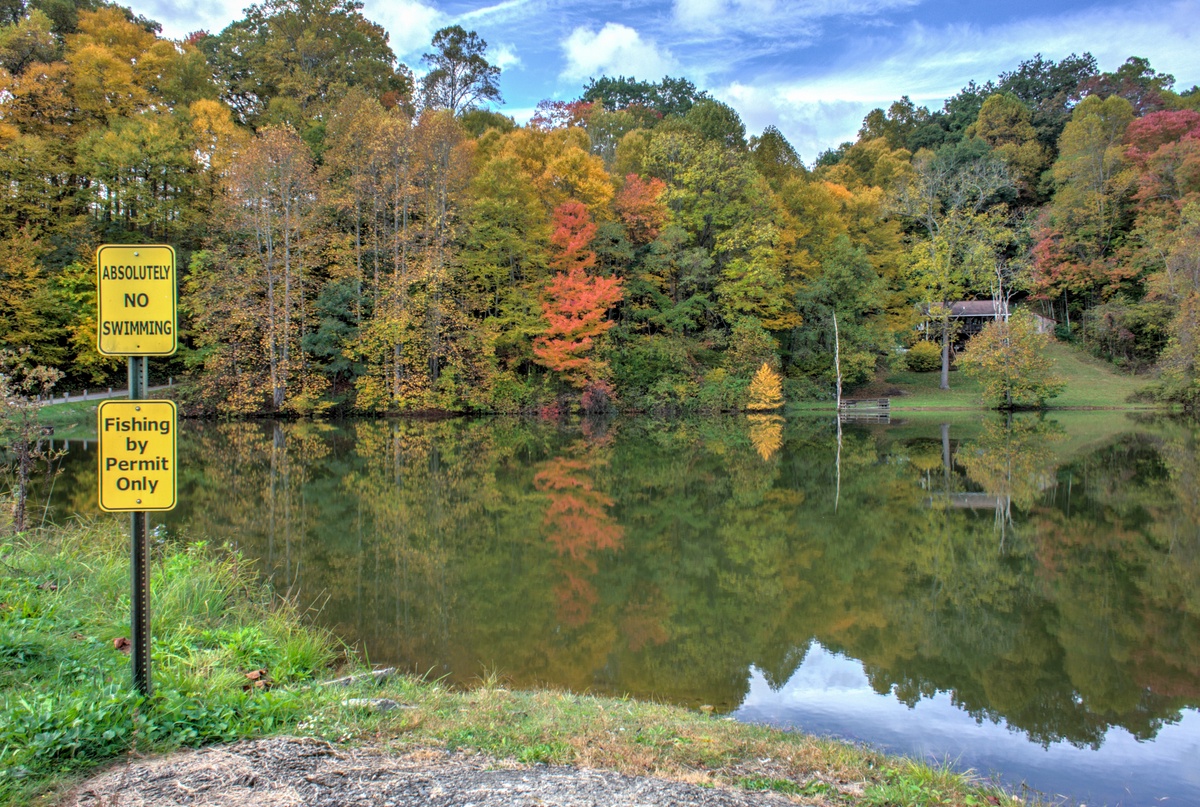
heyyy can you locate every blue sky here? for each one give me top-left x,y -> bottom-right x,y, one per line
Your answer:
136,0 -> 1200,161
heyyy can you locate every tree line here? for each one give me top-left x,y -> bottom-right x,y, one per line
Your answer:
2,0 -> 1199,414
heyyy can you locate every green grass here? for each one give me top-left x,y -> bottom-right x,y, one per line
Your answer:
1,523 -> 1057,807
828,340 -> 1157,412
879,369 -> 987,410
34,400 -> 101,438
0,523 -> 344,805
1041,341 -> 1152,408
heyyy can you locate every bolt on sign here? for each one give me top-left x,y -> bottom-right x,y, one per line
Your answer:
96,244 -> 177,356
97,401 -> 177,512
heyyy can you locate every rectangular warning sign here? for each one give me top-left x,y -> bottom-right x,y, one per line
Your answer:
96,244 -> 177,356
97,400 -> 177,512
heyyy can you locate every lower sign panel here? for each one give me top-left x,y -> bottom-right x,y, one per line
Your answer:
98,400 -> 177,512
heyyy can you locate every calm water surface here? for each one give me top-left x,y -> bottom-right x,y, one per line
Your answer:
45,413 -> 1200,806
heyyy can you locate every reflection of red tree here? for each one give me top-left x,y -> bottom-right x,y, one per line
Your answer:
554,571 -> 600,628
534,455 -> 624,626
621,591 -> 670,652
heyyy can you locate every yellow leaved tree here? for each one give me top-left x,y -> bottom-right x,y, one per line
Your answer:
746,362 -> 783,411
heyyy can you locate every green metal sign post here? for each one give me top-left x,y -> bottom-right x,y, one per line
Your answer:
128,355 -> 151,695
96,245 -> 178,697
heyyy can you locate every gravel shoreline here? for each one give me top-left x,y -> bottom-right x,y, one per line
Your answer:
66,736 -> 809,806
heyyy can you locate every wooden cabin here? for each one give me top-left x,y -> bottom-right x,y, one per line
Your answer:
918,300 -> 1007,347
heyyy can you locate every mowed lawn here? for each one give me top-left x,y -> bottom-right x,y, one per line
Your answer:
876,340 -> 1153,410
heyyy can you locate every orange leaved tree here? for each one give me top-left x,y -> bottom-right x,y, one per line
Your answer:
533,201 -> 624,388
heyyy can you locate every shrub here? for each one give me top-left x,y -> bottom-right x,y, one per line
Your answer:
581,380 -> 615,414
904,341 -> 942,372
958,310 -> 1065,409
611,335 -> 693,398
696,369 -> 748,412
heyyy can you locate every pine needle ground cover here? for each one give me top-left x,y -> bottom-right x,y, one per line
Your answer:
2,523 -> 1036,807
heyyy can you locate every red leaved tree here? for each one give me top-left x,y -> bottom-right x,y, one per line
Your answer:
533,201 -> 624,388
613,173 -> 668,245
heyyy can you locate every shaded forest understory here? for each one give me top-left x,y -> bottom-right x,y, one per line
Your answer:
2,0 -> 1200,414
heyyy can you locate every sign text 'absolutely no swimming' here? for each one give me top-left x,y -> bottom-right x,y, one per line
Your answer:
96,244 -> 177,356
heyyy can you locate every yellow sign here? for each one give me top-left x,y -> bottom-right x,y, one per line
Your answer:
98,401 -> 177,512
96,244 -> 177,356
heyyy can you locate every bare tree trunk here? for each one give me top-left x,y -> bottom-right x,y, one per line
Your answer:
258,203 -> 282,410
940,317 -> 951,391
281,190 -> 292,410
833,310 -> 842,408
354,198 -> 363,324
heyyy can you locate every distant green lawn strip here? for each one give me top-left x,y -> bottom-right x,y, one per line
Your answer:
877,341 -> 1154,411
1042,341 -> 1152,408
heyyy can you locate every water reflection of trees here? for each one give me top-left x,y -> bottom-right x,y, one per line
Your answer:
53,415 -> 1200,745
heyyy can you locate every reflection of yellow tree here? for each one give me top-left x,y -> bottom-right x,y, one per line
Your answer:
957,415 -> 1062,538
746,414 -> 784,461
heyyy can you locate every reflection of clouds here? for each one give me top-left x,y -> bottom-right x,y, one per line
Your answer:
736,642 -> 1200,807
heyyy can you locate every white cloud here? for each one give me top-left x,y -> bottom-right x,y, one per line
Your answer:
457,0 -> 542,26
673,0 -> 729,31
362,0 -> 445,59
492,43 -> 523,72
506,105 -> 538,126
672,0 -> 917,35
715,0 -> 1200,162
133,0 -> 243,39
560,23 -> 677,82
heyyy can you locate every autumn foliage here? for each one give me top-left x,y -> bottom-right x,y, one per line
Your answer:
958,310 -> 1065,409
533,202 -> 624,388
746,362 -> 784,410
614,174 -> 669,244
3,0 -> 1200,414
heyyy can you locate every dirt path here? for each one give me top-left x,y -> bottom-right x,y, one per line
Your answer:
66,737 -> 809,807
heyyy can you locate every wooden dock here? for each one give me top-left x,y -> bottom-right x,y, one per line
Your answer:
838,397 -> 891,423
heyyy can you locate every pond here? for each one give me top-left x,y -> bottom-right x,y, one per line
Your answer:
40,412 -> 1200,806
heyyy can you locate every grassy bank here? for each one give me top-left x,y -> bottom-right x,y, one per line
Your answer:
0,522 -> 338,805
792,340 -> 1155,412
2,524 -> 1037,807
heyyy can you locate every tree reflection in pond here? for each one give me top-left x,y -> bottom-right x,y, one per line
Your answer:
45,415 -> 1200,754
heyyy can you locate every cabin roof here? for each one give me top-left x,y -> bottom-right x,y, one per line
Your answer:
917,300 -> 1009,318
948,300 -> 1006,317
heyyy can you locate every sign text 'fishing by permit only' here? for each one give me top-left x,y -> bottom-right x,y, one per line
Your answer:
98,400 -> 177,512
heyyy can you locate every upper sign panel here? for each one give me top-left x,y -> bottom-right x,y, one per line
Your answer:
96,244 -> 177,356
